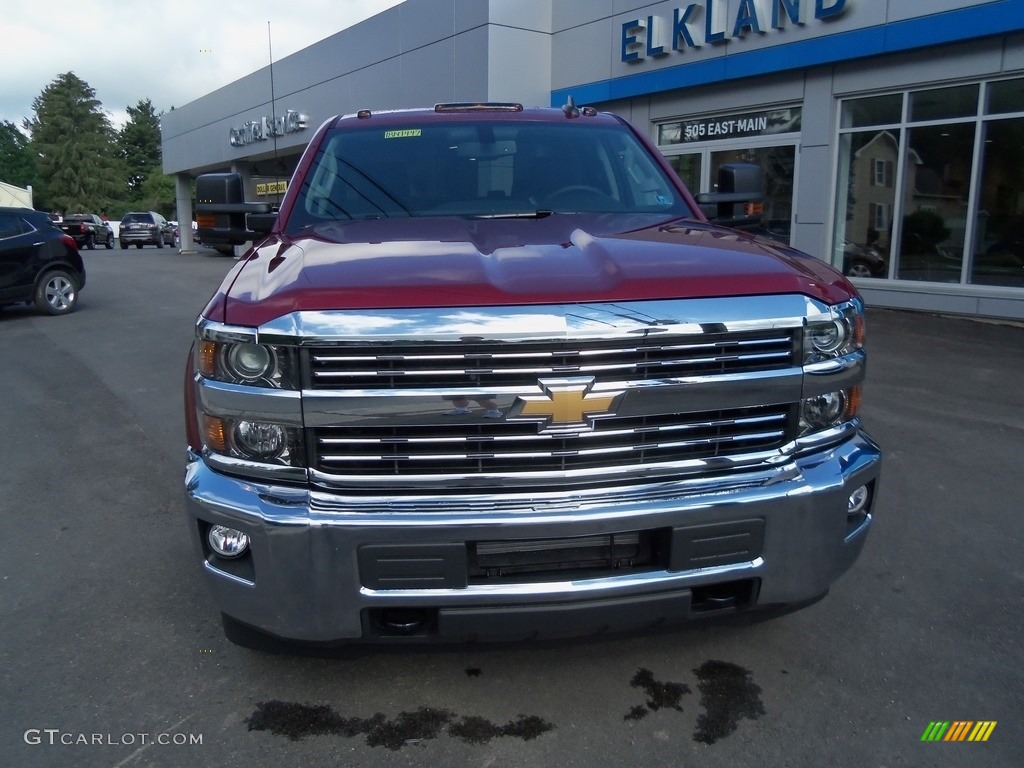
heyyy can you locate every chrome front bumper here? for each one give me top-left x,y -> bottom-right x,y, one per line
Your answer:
184,431 -> 881,644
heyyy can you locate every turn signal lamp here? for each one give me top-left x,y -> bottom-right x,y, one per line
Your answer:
204,415 -> 227,453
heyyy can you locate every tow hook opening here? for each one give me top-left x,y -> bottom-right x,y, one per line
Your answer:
369,608 -> 437,638
690,579 -> 758,613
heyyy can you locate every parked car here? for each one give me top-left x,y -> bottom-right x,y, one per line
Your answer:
119,211 -> 174,248
0,207 -> 86,315
841,240 -> 887,278
60,213 -> 115,250
756,219 -> 887,278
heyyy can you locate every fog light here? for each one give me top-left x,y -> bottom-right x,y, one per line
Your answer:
208,525 -> 250,558
848,485 -> 869,516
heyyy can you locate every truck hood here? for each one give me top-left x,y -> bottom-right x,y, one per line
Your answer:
210,215 -> 856,327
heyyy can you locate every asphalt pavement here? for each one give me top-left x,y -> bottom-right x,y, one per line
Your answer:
0,246 -> 1020,767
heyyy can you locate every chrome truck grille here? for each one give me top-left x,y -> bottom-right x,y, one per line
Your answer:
308,330 -> 797,389
311,403 -> 793,477
258,296 -> 817,493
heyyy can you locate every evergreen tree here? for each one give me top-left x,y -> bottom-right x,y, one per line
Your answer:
119,98 -> 163,196
23,72 -> 123,213
0,121 -> 38,193
137,169 -> 176,218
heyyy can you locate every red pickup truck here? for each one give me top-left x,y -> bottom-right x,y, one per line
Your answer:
185,102 -> 881,649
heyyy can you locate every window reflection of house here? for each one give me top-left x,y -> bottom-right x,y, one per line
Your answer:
848,132 -> 906,252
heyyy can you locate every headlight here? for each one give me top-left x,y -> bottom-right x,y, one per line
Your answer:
800,386 -> 861,435
197,339 -> 297,389
805,301 -> 864,362
233,420 -> 286,460
225,343 -> 274,381
202,414 -> 304,466
809,320 -> 846,354
801,391 -> 846,430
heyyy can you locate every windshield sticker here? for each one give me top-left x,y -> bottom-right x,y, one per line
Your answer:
384,129 -> 422,139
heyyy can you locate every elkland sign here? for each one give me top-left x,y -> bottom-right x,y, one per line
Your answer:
621,0 -> 849,62
229,109 -> 309,148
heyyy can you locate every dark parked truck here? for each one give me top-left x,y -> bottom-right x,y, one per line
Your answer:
184,103 -> 881,648
59,213 -> 114,250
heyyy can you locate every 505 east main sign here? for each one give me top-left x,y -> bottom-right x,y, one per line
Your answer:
621,0 -> 849,62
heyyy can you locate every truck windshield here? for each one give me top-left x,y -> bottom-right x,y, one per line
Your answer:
285,119 -> 691,231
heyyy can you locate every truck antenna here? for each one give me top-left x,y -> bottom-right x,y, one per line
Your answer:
267,21 -> 283,206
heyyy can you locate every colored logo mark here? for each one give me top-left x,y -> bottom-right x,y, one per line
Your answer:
921,721 -> 997,742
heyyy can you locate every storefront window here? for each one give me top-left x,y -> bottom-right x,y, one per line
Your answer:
909,84 -> 979,121
972,117 -> 1024,287
840,94 -> 901,129
987,77 -> 1024,115
835,79 -> 1023,286
834,129 -> 898,278
896,122 -> 975,282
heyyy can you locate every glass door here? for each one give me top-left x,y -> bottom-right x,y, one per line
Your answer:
710,145 -> 795,243
666,152 -> 702,196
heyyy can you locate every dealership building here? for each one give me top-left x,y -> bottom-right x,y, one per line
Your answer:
161,0 -> 1024,319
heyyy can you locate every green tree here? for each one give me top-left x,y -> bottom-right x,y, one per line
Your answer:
118,98 -> 163,196
137,169 -> 176,217
0,121 -> 38,192
23,72 -> 124,213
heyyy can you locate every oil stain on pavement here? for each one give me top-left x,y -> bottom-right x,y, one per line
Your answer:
245,700 -> 553,750
623,661 -> 765,744
247,659 -> 762,749
624,667 -> 691,720
692,660 -> 766,744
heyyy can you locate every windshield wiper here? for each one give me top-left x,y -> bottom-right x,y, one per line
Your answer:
470,210 -> 554,219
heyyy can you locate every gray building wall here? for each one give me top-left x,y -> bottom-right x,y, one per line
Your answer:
161,0 -> 555,176
162,0 -> 1024,318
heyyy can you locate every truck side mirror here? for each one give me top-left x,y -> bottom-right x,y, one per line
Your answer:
696,163 -> 764,231
195,173 -> 274,247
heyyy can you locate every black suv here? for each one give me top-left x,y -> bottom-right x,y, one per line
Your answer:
0,207 -> 86,315
119,211 -> 174,248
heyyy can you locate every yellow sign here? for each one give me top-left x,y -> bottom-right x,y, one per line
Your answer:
255,181 -> 288,196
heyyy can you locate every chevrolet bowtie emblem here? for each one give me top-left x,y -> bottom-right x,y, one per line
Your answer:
509,377 -> 623,430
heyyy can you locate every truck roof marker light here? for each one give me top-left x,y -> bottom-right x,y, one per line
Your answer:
357,109 -> 372,119
434,103 -> 524,113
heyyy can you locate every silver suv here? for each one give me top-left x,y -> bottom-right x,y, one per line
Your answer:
119,211 -> 174,249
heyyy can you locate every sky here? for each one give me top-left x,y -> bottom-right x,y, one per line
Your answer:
0,0 -> 405,129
